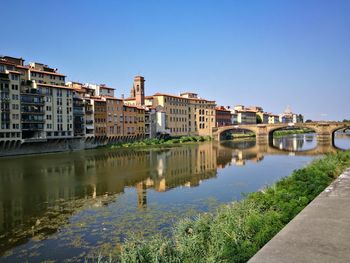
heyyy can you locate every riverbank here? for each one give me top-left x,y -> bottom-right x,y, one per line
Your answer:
249,166 -> 350,263
273,128 -> 314,137
226,129 -> 314,140
115,150 -> 350,262
109,135 -> 212,149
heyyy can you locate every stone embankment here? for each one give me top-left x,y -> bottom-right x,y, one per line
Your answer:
249,167 -> 350,263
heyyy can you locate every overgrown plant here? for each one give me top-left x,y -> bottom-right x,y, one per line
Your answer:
115,150 -> 350,263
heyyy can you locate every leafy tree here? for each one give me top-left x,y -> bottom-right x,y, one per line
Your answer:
256,115 -> 262,124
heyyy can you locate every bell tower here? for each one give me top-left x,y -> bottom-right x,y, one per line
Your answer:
133,76 -> 145,105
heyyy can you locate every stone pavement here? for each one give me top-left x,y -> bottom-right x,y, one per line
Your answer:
249,167 -> 350,263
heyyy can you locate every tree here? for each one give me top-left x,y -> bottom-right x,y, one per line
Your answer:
305,119 -> 313,123
256,115 -> 262,124
343,119 -> 350,122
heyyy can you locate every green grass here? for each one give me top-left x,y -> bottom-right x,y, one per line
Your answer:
273,128 -> 314,137
229,133 -> 256,139
112,150 -> 350,263
109,136 -> 212,149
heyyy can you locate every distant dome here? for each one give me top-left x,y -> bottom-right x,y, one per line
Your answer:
284,105 -> 293,114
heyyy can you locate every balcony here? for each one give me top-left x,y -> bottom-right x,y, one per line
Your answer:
20,88 -> 44,96
22,119 -> 45,124
73,108 -> 85,116
1,117 -> 10,122
22,123 -> 44,130
0,88 -> 10,93
21,97 -> 45,105
1,108 -> 10,113
21,110 -> 45,115
0,97 -> 10,102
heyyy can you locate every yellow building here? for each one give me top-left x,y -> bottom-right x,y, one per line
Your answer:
123,104 -> 145,137
181,92 -> 216,136
125,76 -> 216,137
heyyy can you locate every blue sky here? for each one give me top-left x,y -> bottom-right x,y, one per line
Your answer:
2,0 -> 349,120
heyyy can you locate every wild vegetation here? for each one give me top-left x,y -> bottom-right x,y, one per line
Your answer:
109,136 -> 212,149
227,133 -> 256,140
97,150 -> 350,263
273,128 -> 314,137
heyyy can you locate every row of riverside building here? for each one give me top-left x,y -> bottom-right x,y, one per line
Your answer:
0,55 -> 303,144
215,105 -> 303,127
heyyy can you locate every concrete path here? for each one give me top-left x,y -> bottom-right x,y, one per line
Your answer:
249,167 -> 350,263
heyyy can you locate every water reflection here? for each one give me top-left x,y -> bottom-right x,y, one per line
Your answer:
272,133 -> 317,151
0,133 -> 349,261
334,131 -> 350,150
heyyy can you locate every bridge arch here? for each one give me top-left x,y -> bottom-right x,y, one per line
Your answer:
330,124 -> 350,136
216,125 -> 258,141
267,124 -> 318,138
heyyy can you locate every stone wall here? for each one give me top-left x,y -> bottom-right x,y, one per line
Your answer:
0,136 -> 139,157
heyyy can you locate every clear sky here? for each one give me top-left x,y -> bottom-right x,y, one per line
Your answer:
2,0 -> 349,120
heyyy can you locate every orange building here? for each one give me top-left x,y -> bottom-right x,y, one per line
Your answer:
215,106 -> 232,127
106,97 -> 123,137
123,105 -> 145,137
94,99 -> 107,137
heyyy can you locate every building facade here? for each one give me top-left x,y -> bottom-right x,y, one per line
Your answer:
123,105 -> 145,137
94,99 -> 107,137
215,106 -> 232,127
0,56 -> 73,142
106,97 -> 123,137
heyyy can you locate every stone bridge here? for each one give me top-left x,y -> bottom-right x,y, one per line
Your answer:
212,122 -> 350,143
217,140 -> 341,157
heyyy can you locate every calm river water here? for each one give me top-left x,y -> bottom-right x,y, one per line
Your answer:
0,133 -> 349,262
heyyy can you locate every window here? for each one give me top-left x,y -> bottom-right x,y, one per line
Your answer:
11,74 -> 19,81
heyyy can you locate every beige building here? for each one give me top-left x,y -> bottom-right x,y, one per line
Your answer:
0,56 -> 22,142
106,97 -> 123,137
0,56 -> 73,141
257,112 -> 269,124
268,114 -> 280,124
27,63 -> 73,139
123,105 -> 145,137
181,92 -> 216,136
125,76 -> 216,137
236,110 -> 257,124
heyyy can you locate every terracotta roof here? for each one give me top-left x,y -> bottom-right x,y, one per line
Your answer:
105,96 -> 123,101
94,98 -> 106,102
124,104 -> 145,110
90,96 -> 104,99
99,84 -> 115,90
123,98 -> 135,101
74,89 -> 86,93
7,70 -> 22,75
29,68 -> 66,77
215,106 -> 230,111
153,92 -> 215,103
36,83 -> 73,90
236,110 -> 257,113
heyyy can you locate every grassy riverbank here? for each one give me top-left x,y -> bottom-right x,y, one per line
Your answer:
273,128 -> 314,137
112,150 -> 350,263
225,129 -> 314,141
229,133 -> 256,139
109,136 -> 212,149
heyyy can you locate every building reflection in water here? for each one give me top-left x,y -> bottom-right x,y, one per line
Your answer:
0,134 -> 341,255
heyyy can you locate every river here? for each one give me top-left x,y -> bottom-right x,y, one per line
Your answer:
0,132 -> 349,262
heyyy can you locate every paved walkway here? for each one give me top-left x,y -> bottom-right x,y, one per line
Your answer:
249,167 -> 350,263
